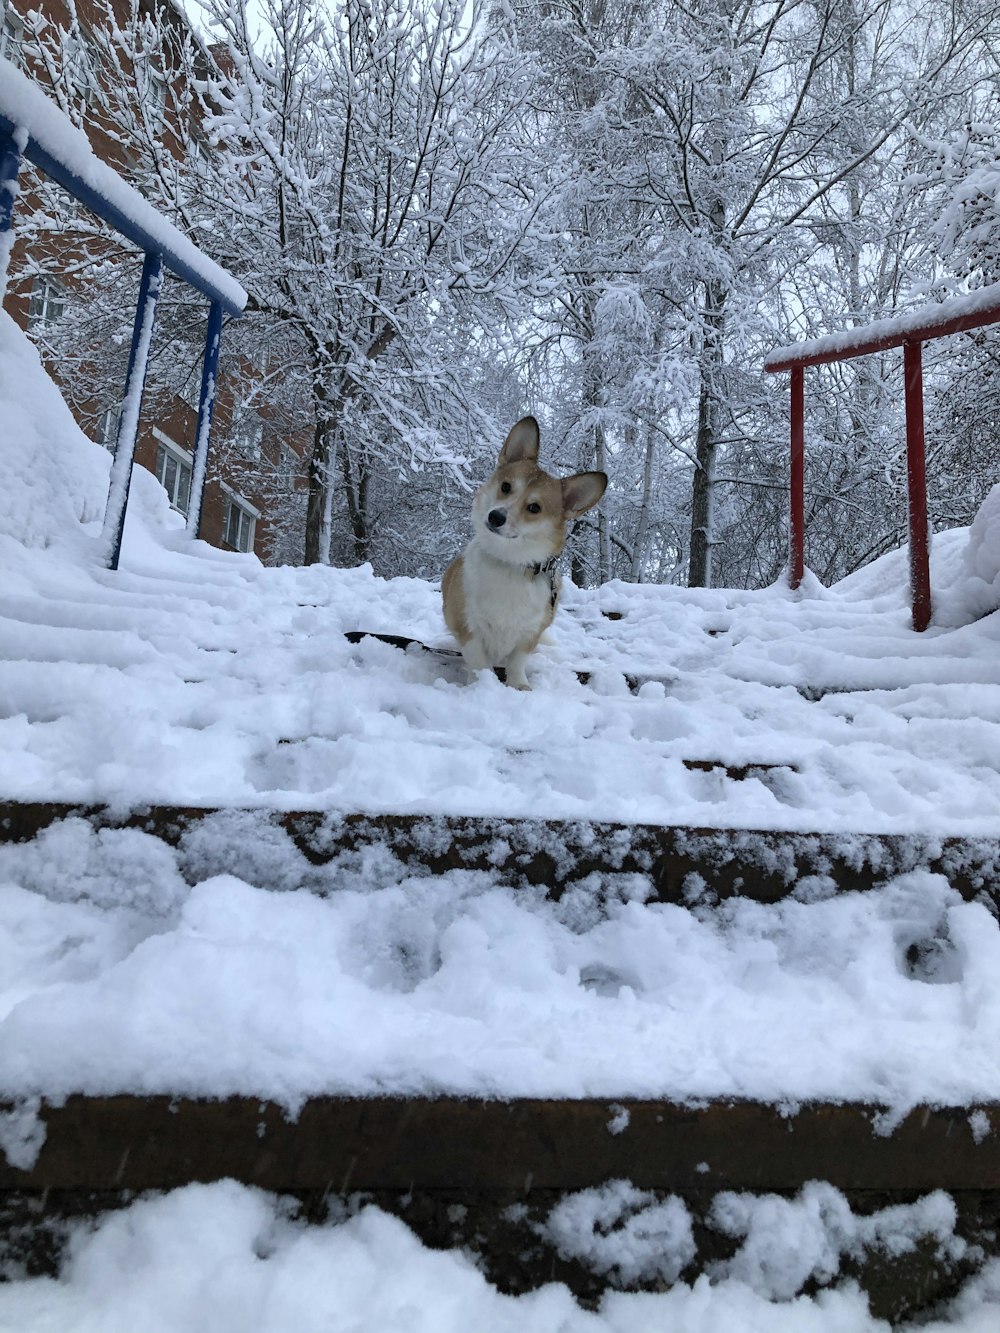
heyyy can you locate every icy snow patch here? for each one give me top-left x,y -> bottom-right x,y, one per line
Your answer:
0,1096 -> 45,1170
710,1182 -> 965,1301
539,1180 -> 695,1284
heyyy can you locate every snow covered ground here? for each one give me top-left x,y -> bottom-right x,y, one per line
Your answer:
4,305 -> 1000,1328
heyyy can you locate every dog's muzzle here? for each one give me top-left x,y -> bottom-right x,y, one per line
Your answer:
487,508 -> 507,530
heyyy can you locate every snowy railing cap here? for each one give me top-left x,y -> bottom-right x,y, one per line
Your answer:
0,59 -> 247,317
764,280 -> 1000,373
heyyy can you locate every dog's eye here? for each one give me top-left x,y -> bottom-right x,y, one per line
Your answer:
527,502 -> 541,514
500,481 -> 512,495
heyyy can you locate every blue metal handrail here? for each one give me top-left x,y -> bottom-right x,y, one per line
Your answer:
0,110 -> 243,317
0,63 -> 247,568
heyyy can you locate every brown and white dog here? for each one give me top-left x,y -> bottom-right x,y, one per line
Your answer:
442,417 -> 607,690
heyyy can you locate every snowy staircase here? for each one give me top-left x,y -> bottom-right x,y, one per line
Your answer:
3,800 -> 1000,1320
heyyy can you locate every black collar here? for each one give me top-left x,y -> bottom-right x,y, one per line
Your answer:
528,555 -> 558,577
527,555 -> 559,607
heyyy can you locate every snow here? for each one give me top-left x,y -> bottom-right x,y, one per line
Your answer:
0,1180 -> 998,1332
0,61 -> 246,313
710,1184 -> 965,1301
3,300 -> 1000,1326
0,310 -> 109,549
538,1180 -> 696,1284
935,484 -> 1000,626
0,1096 -> 44,1171
4,836 -> 1000,1110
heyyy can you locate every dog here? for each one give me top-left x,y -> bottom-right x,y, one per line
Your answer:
442,416 -> 607,690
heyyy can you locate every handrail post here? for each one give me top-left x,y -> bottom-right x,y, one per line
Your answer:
789,364 -> 805,589
101,251 -> 164,570
0,124 -> 22,302
187,299 -> 223,539
0,75 -> 246,571
903,340 -> 931,631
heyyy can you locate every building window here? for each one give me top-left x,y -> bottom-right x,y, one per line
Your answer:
155,442 -> 192,515
188,134 -> 211,176
179,372 -> 202,412
64,30 -> 99,108
224,497 -> 256,552
232,413 -> 264,462
278,443 -> 298,489
148,75 -> 167,131
97,404 -> 121,451
137,62 -> 168,133
1,5 -> 24,65
27,276 -> 66,327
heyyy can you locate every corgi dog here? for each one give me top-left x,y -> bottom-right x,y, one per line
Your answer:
442,417 -> 607,690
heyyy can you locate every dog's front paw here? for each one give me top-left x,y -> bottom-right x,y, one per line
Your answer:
505,651 -> 532,691
461,641 -> 491,673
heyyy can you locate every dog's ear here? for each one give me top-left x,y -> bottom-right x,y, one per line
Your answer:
562,471 -> 607,519
498,417 -> 540,467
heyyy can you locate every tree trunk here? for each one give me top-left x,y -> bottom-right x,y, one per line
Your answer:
304,416 -> 332,566
340,441 -> 372,566
630,426 -> 655,581
594,418 -> 611,582
304,355 -> 337,567
354,460 -> 371,565
688,276 -> 727,588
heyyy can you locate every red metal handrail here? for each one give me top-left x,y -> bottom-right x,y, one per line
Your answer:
764,280 -> 1000,630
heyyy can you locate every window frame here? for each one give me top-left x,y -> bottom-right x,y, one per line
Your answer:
231,412 -> 264,462
97,403 -> 121,451
0,4 -> 24,65
223,492 -> 257,553
27,275 -> 66,328
153,431 -> 194,516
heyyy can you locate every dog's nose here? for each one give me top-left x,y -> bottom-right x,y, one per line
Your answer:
488,508 -> 507,530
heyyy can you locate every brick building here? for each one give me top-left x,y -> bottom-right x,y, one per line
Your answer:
1,0 -> 305,561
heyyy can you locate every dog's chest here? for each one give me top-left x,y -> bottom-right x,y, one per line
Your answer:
463,546 -> 555,652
